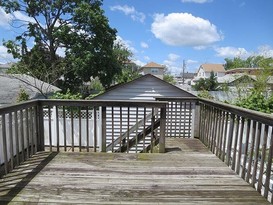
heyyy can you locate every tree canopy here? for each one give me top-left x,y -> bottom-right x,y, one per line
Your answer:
193,72 -> 219,91
224,56 -> 273,70
1,0 -> 129,95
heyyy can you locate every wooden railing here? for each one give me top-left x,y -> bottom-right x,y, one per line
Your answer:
1,97 -> 273,203
0,99 -> 167,177
198,98 -> 273,203
0,100 -> 41,177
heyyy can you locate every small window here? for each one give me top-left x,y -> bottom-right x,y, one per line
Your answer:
151,68 -> 159,73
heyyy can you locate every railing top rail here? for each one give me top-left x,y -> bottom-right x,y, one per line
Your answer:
0,100 -> 39,115
200,98 -> 273,126
39,99 -> 168,108
156,97 -> 198,102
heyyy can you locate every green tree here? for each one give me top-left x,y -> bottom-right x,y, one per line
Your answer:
1,0 -> 125,94
193,72 -> 218,91
163,74 -> 176,85
16,88 -> 30,102
224,56 -> 273,70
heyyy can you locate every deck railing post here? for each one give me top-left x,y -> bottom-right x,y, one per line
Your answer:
101,106 -> 107,152
159,105 -> 166,153
37,101 -> 44,151
193,102 -> 200,139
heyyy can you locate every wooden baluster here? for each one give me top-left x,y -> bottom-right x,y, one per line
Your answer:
78,107 -> 82,152
25,108 -> 29,159
94,107 -> 97,152
264,128 -> 273,199
232,116 -> 240,171
251,122 -> 262,188
20,110 -> 25,161
71,109 -> 74,152
221,112 -> 229,162
56,106 -> 60,152
48,106 -> 52,151
236,117 -> 245,175
257,124 -> 269,193
8,113 -> 14,171
63,106 -> 67,151
246,121 -> 256,183
1,114 -> 8,175
241,119 -> 251,180
127,107 -> 130,153
143,108 -> 146,152
14,111 -> 19,166
159,105 -> 166,153
86,107 -> 89,152
226,113 -> 235,167
101,106 -> 106,152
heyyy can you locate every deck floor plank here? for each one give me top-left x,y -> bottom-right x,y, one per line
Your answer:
0,138 -> 270,204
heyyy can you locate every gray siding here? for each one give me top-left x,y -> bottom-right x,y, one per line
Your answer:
95,75 -> 195,100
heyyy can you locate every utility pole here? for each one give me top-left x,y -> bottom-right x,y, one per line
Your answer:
182,60 -> 186,84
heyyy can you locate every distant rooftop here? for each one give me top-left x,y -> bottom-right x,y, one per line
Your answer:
200,64 -> 225,72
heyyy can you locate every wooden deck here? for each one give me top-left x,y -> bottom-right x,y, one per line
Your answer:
0,138 -> 270,204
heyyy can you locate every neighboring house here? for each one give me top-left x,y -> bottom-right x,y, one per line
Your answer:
191,63 -> 225,85
217,73 -> 256,88
175,72 -> 195,85
0,63 -> 13,73
225,67 -> 262,75
267,76 -> 273,91
0,74 -> 61,107
93,74 -> 195,101
139,62 -> 165,79
196,64 -> 225,78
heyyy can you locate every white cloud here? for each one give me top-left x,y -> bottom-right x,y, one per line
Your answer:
181,0 -> 213,3
110,5 -> 145,23
0,8 -> 13,27
133,59 -> 146,67
168,53 -> 180,61
215,46 -> 249,58
257,45 -> 273,58
115,36 -> 138,54
140,42 -> 149,49
144,56 -> 150,61
151,13 -> 222,47
13,11 -> 35,24
0,45 -> 15,63
186,59 -> 199,64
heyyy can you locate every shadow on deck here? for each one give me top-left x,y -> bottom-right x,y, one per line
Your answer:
0,139 -> 270,204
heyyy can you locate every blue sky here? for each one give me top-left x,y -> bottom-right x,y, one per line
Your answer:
102,0 -> 273,74
0,0 -> 273,74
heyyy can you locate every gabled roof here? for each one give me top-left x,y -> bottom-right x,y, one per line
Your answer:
200,64 -> 225,73
93,74 -> 195,100
0,74 -> 61,106
217,74 -> 256,84
139,62 -> 165,71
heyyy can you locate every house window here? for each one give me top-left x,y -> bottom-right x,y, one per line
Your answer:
151,68 -> 159,74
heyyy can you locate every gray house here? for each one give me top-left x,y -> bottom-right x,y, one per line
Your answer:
0,74 -> 61,107
94,74 -> 196,142
94,74 -> 195,101
138,62 -> 165,80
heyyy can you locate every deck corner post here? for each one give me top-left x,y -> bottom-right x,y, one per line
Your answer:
159,105 -> 166,153
101,106 -> 107,152
37,101 -> 44,151
193,101 -> 200,139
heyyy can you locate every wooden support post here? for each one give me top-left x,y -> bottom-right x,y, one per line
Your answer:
193,102 -> 200,139
37,103 -> 44,151
101,106 -> 107,152
159,106 -> 166,153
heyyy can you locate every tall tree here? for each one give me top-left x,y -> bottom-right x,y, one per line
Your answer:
1,0 -> 124,94
224,56 -> 273,70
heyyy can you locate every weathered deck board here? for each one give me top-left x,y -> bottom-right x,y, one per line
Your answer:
0,139 -> 270,204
